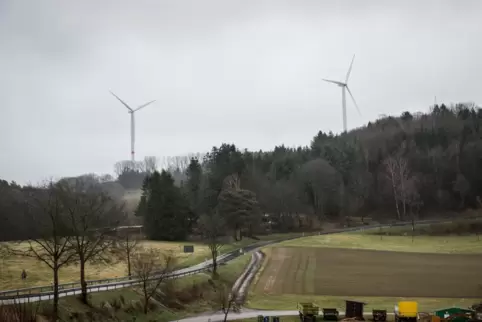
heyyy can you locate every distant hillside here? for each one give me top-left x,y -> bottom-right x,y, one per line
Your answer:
122,189 -> 142,214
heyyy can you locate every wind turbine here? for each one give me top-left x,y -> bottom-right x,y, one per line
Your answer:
323,55 -> 361,132
110,91 -> 156,162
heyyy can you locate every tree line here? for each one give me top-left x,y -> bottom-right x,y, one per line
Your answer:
131,103 -> 482,242
2,103 -> 482,243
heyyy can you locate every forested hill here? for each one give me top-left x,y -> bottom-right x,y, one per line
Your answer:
194,102 -> 481,222
1,103 -> 481,240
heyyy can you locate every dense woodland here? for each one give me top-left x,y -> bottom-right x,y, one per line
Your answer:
1,103 -> 482,242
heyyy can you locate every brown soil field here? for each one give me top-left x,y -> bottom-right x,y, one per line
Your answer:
255,247 -> 482,298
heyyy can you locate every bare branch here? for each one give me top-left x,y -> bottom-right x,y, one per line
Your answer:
7,182 -> 77,321
198,212 -> 226,275
62,182 -> 125,304
133,248 -> 176,314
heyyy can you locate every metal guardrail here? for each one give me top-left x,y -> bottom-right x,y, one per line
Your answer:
0,217 -> 465,302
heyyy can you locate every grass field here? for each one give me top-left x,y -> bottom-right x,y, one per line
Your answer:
0,233 -> 299,291
0,239 -> 214,290
275,232 -> 482,253
255,247 -> 482,298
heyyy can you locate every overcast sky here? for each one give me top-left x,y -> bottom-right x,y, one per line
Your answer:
1,0 -> 481,184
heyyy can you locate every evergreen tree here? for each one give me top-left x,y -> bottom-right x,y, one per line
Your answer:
137,170 -> 190,241
185,157 -> 203,224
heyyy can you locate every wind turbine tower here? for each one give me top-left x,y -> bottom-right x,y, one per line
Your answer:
110,91 -> 156,162
323,55 -> 361,132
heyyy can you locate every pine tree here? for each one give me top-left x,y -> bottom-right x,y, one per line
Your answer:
137,170 -> 190,241
185,157 -> 203,225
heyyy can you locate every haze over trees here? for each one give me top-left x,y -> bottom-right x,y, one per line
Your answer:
2,103 -> 482,244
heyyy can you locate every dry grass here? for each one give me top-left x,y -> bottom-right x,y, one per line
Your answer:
0,239 -> 239,290
0,232 -> 300,291
254,247 -> 482,298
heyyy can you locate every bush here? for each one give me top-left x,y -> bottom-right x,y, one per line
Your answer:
0,300 -> 39,322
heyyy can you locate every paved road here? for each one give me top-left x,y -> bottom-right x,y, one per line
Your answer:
174,310 -> 395,322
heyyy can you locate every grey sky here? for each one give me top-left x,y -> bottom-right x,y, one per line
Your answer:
1,0 -> 481,184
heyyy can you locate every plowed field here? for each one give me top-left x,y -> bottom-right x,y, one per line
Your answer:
256,247 -> 482,298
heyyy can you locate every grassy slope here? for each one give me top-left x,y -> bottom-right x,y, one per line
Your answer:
173,253 -> 252,316
274,232 -> 482,253
0,232 -> 300,290
46,254 -> 253,321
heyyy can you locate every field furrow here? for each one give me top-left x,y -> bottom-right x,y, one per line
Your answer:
255,247 -> 482,298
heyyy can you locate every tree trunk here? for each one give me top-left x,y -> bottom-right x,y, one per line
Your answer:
53,266 -> 59,322
296,212 -> 302,229
223,300 -> 233,322
393,196 -> 401,221
211,249 -> 218,275
127,249 -> 131,279
389,170 -> 401,220
143,282 -> 149,314
411,217 -> 415,243
144,296 -> 149,314
233,229 -> 240,241
80,257 -> 88,304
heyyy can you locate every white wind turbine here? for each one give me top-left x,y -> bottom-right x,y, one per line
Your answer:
110,91 -> 156,162
323,55 -> 361,132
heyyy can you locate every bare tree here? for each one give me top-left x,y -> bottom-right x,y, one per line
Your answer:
99,174 -> 114,183
143,156 -> 158,174
160,153 -> 206,173
453,173 -> 470,208
384,156 -> 411,220
384,156 -> 403,220
114,160 -> 134,177
218,284 -> 241,322
198,212 -> 226,275
63,185 -> 125,304
10,183 -> 77,321
133,248 -> 175,314
116,232 -> 140,279
384,156 -> 422,235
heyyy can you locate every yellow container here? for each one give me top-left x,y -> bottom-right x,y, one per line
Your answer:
297,302 -> 320,316
395,301 -> 418,318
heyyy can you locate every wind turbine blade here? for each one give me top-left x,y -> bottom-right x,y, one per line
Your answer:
345,54 -> 355,83
322,79 -> 345,86
346,86 -> 361,116
134,100 -> 156,112
110,91 -> 133,112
